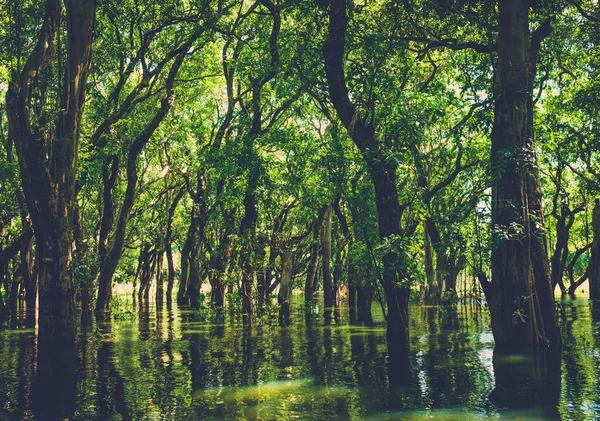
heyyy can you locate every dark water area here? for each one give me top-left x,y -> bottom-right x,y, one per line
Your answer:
1,299 -> 599,420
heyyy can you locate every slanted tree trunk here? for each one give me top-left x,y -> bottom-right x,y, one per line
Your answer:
482,0 -> 558,351
324,0 -> 410,352
566,243 -> 591,297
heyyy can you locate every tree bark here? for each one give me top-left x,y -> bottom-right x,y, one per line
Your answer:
6,0 -> 97,344
484,0 -> 558,351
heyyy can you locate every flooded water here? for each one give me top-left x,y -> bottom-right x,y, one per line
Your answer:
1,298 -> 599,420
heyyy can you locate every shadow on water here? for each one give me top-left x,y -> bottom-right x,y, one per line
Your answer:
0,298 -> 599,419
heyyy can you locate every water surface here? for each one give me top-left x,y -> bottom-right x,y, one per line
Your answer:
1,299 -> 599,420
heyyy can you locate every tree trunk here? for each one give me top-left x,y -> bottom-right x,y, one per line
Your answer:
305,208 -> 326,303
322,206 -> 335,308
278,245 -> 293,325
550,207 -> 571,294
323,0 -> 409,353
187,170 -> 207,309
239,167 -> 259,321
155,248 -> 165,305
138,246 -> 154,303
589,200 -> 600,303
178,223 -> 193,305
7,0 -> 97,344
526,17 -> 559,346
484,0 -> 558,351
424,226 -> 438,304
356,284 -> 374,325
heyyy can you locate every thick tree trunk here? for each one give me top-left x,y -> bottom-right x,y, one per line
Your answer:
6,0 -> 97,344
589,200 -> 600,303
484,0 -> 558,351
526,18 -> 559,346
19,218 -> 34,310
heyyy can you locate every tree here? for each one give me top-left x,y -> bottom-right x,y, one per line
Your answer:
482,0 -> 558,351
6,0 -> 97,343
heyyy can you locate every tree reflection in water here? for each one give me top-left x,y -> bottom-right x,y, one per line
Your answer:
1,299 -> 599,420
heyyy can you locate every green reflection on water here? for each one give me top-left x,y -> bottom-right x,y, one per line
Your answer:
0,299 -> 598,420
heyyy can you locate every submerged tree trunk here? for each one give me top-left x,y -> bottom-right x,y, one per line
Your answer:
187,170 -> 207,309
484,0 -> 558,351
166,187 -> 185,304
322,206 -> 335,308
423,226 -> 438,304
239,166 -> 259,321
278,245 -> 293,325
6,0 -> 97,344
356,284 -> 374,325
305,208 -> 326,303
178,223 -> 193,305
155,248 -> 165,305
138,246 -> 154,303
589,200 -> 600,303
